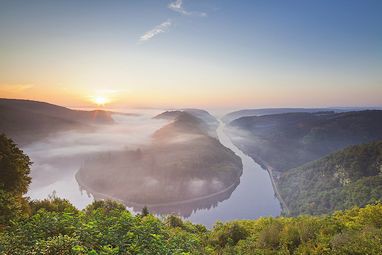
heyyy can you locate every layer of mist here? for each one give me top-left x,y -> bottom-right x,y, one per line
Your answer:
25,111 -> 168,208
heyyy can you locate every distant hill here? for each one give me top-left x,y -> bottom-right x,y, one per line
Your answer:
222,107 -> 382,123
228,110 -> 382,171
181,108 -> 218,127
153,111 -> 209,138
278,141 -> 382,216
0,98 -> 114,145
222,108 -> 346,123
154,110 -> 183,120
154,109 -> 218,138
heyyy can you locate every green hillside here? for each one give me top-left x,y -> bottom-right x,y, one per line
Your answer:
278,141 -> 382,216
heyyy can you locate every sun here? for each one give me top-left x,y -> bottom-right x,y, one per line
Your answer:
92,96 -> 109,106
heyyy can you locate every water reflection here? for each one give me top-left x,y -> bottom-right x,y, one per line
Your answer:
78,178 -> 240,218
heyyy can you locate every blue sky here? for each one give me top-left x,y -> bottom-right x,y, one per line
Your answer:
0,0 -> 381,109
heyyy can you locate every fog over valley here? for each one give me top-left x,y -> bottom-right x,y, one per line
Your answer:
2,98 -> 381,228
0,100 -> 284,226
24,111 -> 170,208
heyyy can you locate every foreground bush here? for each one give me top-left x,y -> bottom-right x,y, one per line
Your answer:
1,197 -> 382,254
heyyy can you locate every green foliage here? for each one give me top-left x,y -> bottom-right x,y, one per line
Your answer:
209,221 -> 249,249
0,134 -> 31,194
207,204 -> 382,254
1,199 -> 382,254
165,215 -> 183,228
31,234 -> 80,255
30,193 -> 78,215
278,141 -> 382,216
0,134 -> 32,225
0,199 -> 208,254
83,200 -> 126,214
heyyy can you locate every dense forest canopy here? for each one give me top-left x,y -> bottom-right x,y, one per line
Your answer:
278,141 -> 382,216
1,191 -> 382,254
0,134 -> 32,225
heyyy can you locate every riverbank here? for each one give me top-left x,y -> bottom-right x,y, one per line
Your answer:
224,146 -> 290,215
246,154 -> 289,215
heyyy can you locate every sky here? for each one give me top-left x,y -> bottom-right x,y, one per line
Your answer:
0,0 -> 381,110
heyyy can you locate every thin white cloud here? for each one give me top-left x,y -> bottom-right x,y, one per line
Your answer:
139,19 -> 172,43
168,0 -> 207,17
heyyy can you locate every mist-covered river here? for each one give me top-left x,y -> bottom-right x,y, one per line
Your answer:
26,112 -> 281,227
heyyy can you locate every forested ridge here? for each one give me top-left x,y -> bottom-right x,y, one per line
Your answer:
278,140 -> 382,216
0,99 -> 114,145
2,134 -> 382,254
228,110 -> 382,171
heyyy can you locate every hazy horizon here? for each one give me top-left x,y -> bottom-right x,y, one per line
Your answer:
1,97 -> 382,116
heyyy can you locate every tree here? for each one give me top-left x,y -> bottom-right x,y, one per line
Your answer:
29,192 -> 78,215
84,200 -> 126,214
165,215 -> 183,228
141,206 -> 149,217
0,134 -> 32,225
0,134 -> 31,193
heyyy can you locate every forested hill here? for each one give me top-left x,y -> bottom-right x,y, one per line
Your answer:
153,111 -> 211,137
0,98 -> 114,145
76,111 -> 242,212
222,107 -> 382,123
228,110 -> 382,171
154,109 -> 218,138
222,107 -> 345,123
278,141 -> 382,216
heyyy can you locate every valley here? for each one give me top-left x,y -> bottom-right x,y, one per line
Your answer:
224,110 -> 382,216
2,99 -> 382,225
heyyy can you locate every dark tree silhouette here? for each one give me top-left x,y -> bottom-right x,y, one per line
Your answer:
141,206 -> 149,217
0,134 -> 32,225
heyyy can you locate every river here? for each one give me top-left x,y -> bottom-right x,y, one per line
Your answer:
187,120 -> 281,226
26,113 -> 281,227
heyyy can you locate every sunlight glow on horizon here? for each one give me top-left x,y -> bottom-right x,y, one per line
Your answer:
0,1 -> 381,109
92,96 -> 109,107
